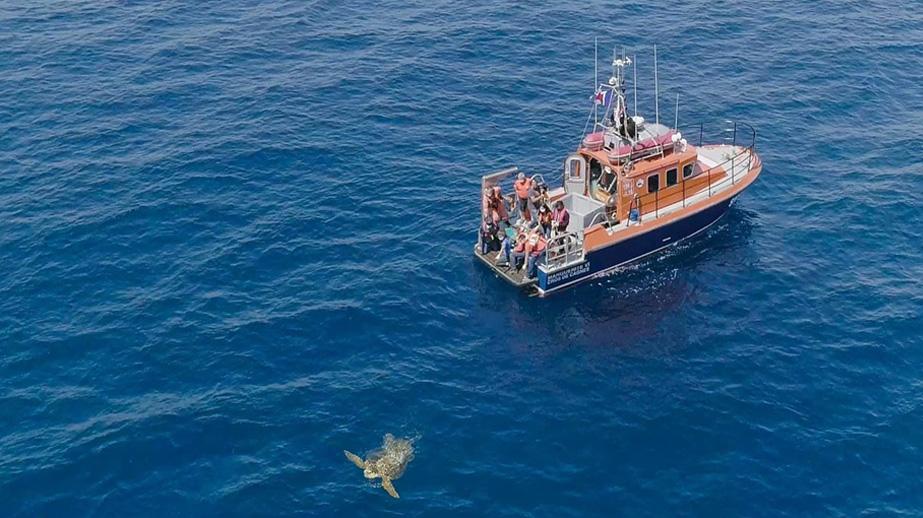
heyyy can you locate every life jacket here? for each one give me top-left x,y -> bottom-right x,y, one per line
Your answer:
485,188 -> 508,219
513,234 -> 527,253
532,236 -> 547,255
552,207 -> 569,226
514,178 -> 532,199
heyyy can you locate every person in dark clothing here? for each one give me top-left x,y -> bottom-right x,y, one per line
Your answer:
480,217 -> 501,254
538,204 -> 553,237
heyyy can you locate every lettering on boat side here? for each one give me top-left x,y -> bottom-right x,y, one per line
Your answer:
547,262 -> 590,285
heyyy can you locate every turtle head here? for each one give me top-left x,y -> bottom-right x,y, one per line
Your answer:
363,464 -> 379,479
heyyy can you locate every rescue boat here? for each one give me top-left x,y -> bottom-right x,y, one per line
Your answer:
474,47 -> 763,296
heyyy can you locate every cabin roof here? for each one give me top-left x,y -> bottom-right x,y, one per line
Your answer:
624,146 -> 698,178
578,121 -> 694,173
579,140 -> 698,178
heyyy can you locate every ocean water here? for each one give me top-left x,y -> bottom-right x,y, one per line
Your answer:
1,1 -> 922,516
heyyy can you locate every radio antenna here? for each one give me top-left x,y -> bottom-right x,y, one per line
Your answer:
594,37 -> 598,127
653,45 -> 660,126
674,92 -> 679,129
633,54 -> 638,117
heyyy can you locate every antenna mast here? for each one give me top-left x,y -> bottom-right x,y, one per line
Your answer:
633,54 -> 638,117
654,45 -> 660,126
609,48 -> 631,133
594,37 -> 598,127
674,92 -> 679,129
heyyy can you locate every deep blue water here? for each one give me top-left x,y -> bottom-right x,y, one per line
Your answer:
2,1 -> 923,516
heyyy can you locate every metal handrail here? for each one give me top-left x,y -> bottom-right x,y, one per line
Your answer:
587,212 -> 608,228
545,231 -> 583,269
630,121 -> 757,223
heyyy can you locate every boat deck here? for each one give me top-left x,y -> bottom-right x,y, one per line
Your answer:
473,247 -> 538,288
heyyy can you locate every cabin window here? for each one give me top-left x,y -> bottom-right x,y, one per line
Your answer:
569,160 -> 583,179
565,156 -> 586,182
598,167 -> 616,192
666,168 -> 678,186
647,174 -> 660,193
683,163 -> 694,179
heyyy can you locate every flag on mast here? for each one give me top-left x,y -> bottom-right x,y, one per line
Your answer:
594,88 -> 612,107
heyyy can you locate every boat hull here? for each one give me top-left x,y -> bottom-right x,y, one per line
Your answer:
536,195 -> 736,296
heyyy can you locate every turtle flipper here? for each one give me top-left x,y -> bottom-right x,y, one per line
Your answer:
344,450 -> 365,469
381,477 -> 400,499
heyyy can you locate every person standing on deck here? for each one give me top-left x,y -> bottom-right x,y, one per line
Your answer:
483,186 -> 510,226
513,172 -> 533,223
551,200 -> 570,235
482,187 -> 493,222
531,184 -> 549,212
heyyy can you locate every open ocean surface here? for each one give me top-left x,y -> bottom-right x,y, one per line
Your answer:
2,1 -> 923,516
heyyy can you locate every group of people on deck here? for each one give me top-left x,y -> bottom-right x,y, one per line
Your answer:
480,172 -> 571,279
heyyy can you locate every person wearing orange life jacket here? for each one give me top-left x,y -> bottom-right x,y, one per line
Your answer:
483,185 -> 510,226
551,200 -> 570,235
501,227 -> 528,270
513,172 -> 534,222
481,187 -> 492,221
524,228 -> 547,279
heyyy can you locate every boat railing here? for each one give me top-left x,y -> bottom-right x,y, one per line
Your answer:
587,211 -> 609,228
629,121 -> 757,224
544,230 -> 584,270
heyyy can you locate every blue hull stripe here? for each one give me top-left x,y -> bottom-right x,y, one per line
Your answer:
537,197 -> 734,294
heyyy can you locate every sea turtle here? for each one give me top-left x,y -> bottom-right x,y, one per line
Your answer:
344,434 -> 415,499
